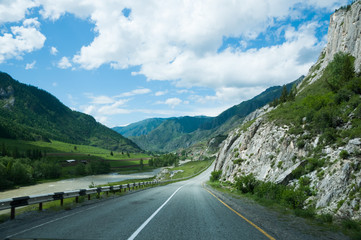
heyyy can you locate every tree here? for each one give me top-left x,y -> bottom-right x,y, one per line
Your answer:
110,151 -> 114,156
139,159 -> 144,170
1,143 -> 7,156
279,86 -> 288,103
324,52 -> 355,92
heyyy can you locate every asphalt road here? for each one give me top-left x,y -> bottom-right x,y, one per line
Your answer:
0,165 -> 347,240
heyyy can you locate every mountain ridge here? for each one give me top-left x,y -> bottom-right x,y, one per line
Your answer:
0,72 -> 141,152
113,77 -> 303,152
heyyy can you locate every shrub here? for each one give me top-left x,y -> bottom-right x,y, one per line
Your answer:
305,158 -> 325,172
342,219 -> 361,231
323,52 -> 355,92
210,170 -> 222,182
295,208 -> 316,219
281,188 -> 307,209
297,139 -> 305,149
235,173 -> 259,194
320,128 -> 338,145
340,150 -> 350,159
254,181 -> 283,201
355,103 -> 361,119
233,158 -> 245,164
318,213 -> 333,223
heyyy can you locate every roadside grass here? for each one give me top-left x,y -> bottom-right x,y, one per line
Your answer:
163,158 -> 214,180
108,159 -> 149,168
99,176 -> 156,186
207,180 -> 361,240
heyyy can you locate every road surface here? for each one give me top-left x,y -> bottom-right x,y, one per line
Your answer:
0,164 -> 347,240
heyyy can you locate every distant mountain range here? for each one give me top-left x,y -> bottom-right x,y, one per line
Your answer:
113,76 -> 303,152
0,72 -> 141,152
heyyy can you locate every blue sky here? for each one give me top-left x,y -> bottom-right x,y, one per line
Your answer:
0,0 -> 351,127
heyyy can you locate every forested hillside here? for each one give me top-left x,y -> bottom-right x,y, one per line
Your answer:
114,77 -> 302,152
0,72 -> 141,152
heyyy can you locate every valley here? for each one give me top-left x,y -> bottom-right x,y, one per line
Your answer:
0,1 -> 360,239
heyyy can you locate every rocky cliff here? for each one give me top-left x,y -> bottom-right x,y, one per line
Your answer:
214,1 -> 361,220
305,1 -> 361,86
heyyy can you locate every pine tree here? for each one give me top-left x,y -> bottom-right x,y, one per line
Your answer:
279,86 -> 288,103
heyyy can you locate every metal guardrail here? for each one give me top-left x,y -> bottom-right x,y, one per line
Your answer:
0,160 -> 213,220
0,181 -> 158,220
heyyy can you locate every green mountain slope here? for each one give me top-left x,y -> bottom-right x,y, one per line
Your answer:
114,77 -> 303,152
113,118 -> 167,137
0,72 -> 141,152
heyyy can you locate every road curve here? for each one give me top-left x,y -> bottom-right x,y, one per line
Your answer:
1,164 -> 274,240
1,164 -> 346,240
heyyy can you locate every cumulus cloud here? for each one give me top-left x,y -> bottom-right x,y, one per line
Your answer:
155,90 -> 168,96
116,88 -> 151,98
50,46 -> 58,55
25,60 -> 36,69
86,94 -> 114,105
81,93 -> 131,122
139,21 -> 325,89
157,98 -> 184,109
194,87 -> 267,105
32,0 -> 347,90
0,0 -> 36,23
0,18 -> 45,63
57,56 -> 72,69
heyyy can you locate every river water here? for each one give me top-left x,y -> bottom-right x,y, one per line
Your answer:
0,168 -> 161,199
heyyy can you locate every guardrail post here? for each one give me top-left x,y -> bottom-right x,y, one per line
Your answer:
76,196 -> 79,203
97,187 -> 101,198
11,206 -> 15,220
39,202 -> 43,211
60,199 -> 63,206
88,194 -> 91,200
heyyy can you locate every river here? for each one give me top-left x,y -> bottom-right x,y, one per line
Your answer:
0,168 -> 161,199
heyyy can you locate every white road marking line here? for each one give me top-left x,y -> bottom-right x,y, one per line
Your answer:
127,185 -> 184,240
5,204 -> 101,239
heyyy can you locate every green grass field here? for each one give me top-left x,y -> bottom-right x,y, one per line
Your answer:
0,138 -> 150,178
163,158 -> 213,180
0,138 -> 149,161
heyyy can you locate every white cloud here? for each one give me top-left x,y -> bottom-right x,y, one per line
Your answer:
0,18 -> 45,63
84,93 -> 114,105
82,93 -> 130,117
25,60 -> 36,69
95,116 -> 108,125
98,101 -> 131,115
0,0 -> 36,23
50,46 -> 58,55
33,0 -> 348,90
82,105 -> 95,115
157,97 -> 183,109
194,87 -> 266,104
155,90 -> 168,96
52,82 -> 58,87
116,88 -> 151,97
57,56 -> 72,69
140,21 -> 325,89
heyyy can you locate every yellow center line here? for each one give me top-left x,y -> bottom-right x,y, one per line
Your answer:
203,186 -> 276,240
